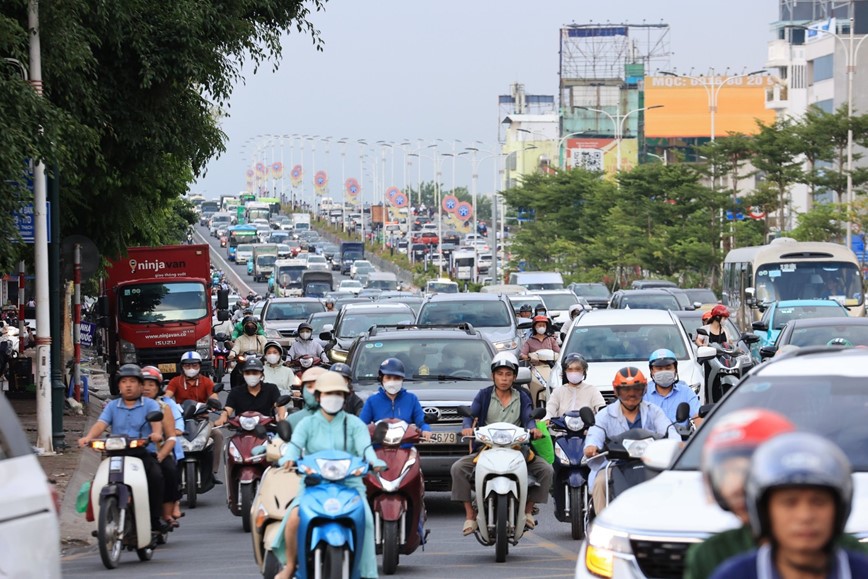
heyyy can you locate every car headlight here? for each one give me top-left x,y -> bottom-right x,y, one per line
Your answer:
266,328 -> 282,339
554,444 -> 570,466
239,415 -> 260,431
585,524 -> 633,578
316,458 -> 351,481
493,339 -> 518,351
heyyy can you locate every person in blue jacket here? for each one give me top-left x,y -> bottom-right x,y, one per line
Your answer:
359,358 -> 432,441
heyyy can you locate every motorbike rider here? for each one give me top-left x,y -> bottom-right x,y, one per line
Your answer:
324,298 -> 335,312
262,341 -> 299,397
231,298 -> 250,323
141,366 -> 183,527
231,310 -> 265,339
452,352 -> 554,535
287,322 -> 328,364
273,371 -> 387,579
643,348 -> 701,427
519,314 -> 560,361
78,364 -> 169,534
544,353 -> 605,420
359,358 -> 432,441
583,367 -> 678,514
696,304 -> 732,346
331,362 -> 364,415
229,316 -> 267,360
214,357 -> 287,426
709,433 -> 868,579
517,303 -> 533,319
287,366 -> 326,430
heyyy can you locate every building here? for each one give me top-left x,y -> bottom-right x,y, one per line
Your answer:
498,83 -> 558,189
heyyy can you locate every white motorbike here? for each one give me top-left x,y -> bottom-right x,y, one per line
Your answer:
459,407 -> 546,563
526,349 -> 555,408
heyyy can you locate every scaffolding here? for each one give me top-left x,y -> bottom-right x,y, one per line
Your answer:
558,23 -> 672,82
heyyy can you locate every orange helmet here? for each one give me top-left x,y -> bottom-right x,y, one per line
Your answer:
701,310 -> 713,323
612,366 -> 647,388
709,304 -> 730,319
532,315 -> 549,325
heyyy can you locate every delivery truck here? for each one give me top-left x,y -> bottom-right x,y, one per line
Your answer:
252,244 -> 278,283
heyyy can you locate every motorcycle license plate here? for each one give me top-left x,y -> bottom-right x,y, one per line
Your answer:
158,363 -> 176,374
421,432 -> 458,444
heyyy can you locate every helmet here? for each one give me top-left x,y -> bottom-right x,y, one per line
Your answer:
141,366 -> 164,389
243,357 -> 265,373
746,432 -> 853,540
612,366 -> 647,389
519,304 -> 532,314
180,351 -> 202,364
709,304 -> 730,319
827,337 -> 854,347
297,322 -> 313,334
314,371 -> 351,394
491,351 -> 519,374
648,348 -> 678,370
532,315 -> 549,325
701,310 -> 713,323
568,304 -> 586,319
701,409 -> 795,512
263,341 -> 284,356
239,298 -> 249,308
561,352 -> 589,373
116,364 -> 144,383
534,304 -> 547,315
378,358 -> 406,379
325,298 -> 335,305
330,362 -> 352,380
301,366 -> 327,384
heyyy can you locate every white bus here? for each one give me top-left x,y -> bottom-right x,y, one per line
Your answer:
722,237 -> 865,330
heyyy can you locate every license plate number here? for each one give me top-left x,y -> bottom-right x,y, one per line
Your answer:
421,432 -> 459,444
158,363 -> 176,374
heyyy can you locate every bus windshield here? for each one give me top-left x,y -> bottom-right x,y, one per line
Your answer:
229,231 -> 257,247
118,282 -> 208,324
755,261 -> 863,306
277,266 -> 306,286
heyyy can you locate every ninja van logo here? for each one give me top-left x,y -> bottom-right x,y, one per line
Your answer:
128,258 -> 187,279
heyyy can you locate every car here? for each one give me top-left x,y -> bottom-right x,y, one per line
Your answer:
550,309 -> 706,402
415,292 -> 527,357
357,288 -> 382,299
320,243 -> 340,262
683,287 -> 719,311
323,302 -> 416,363
608,289 -> 682,311
396,239 -> 409,254
0,395 -> 61,577
659,287 -> 699,311
306,310 -> 338,350
333,296 -> 372,311
337,279 -> 364,296
305,255 -> 330,272
275,243 -> 292,259
507,294 -> 544,316
268,230 -> 291,245
567,282 -> 612,309
412,231 -> 439,245
629,279 -> 677,290
350,260 -> 374,280
251,299 -> 267,320
751,299 -> 849,348
260,297 -> 326,348
377,293 -> 424,316
758,316 -> 868,359
536,289 -> 581,319
575,347 -> 868,579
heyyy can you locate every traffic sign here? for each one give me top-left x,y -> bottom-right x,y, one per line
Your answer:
14,202 -> 51,244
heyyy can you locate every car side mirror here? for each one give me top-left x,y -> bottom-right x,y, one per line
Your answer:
579,406 -> 596,427
642,439 -> 682,472
217,288 -> 229,310
515,367 -> 532,386
146,411 -> 164,423
759,346 -> 777,360
319,331 -> 333,341
675,402 -> 690,423
696,346 -> 717,363
741,333 -> 760,345
693,301 -> 703,310
516,320 -> 532,330
698,403 -> 715,418
276,420 -> 292,442
751,321 -> 769,332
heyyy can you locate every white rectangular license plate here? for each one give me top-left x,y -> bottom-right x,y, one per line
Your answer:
158,363 -> 176,374
421,431 -> 459,445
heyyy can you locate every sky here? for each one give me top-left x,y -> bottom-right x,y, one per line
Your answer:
193,0 -> 779,201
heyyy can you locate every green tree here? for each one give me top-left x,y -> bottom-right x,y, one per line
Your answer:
798,105 -> 868,204
789,203 -> 846,242
750,118 -> 804,230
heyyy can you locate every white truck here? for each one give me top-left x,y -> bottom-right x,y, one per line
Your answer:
270,258 -> 309,297
252,244 -> 279,283
452,249 -> 478,284
291,213 -> 311,234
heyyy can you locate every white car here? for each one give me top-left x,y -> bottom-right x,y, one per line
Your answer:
338,280 -> 363,296
536,289 -> 580,319
306,255 -> 330,272
575,347 -> 868,579
350,260 -> 374,279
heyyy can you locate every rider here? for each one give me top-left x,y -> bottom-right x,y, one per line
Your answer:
517,303 -> 533,319
695,304 -> 731,346
519,314 -> 560,361
643,348 -> 701,427
544,353 -> 605,420
451,352 -> 554,536
273,372 -> 386,579
231,310 -> 265,339
709,433 -> 868,579
330,362 -> 364,415
141,366 -> 183,527
287,366 -> 326,430
78,364 -> 169,534
583,367 -> 678,514
229,316 -> 267,360
262,341 -> 298,397
287,322 -> 328,364
359,358 -> 432,440
231,298 -> 250,322
324,298 -> 335,312
214,357 -> 287,426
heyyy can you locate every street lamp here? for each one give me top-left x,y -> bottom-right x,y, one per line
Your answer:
556,131 -> 590,170
576,105 -> 664,171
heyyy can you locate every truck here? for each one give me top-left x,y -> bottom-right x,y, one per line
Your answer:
99,244 -> 214,392
252,244 -> 279,283
339,241 -> 365,275
452,249 -> 478,284
292,213 -> 311,233
270,258 -> 308,297
302,271 -> 334,298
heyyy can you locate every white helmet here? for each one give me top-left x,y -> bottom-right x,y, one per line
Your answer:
490,351 -> 519,374
180,351 -> 203,364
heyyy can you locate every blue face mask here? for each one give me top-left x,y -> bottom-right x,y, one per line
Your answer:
303,388 -> 318,409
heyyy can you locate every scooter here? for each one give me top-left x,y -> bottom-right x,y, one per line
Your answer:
178,393 -> 223,508
363,419 -> 430,575
212,333 -> 231,383
458,406 -> 546,563
526,349 -> 555,409
696,329 -> 757,403
549,407 -> 595,540
88,410 -> 165,569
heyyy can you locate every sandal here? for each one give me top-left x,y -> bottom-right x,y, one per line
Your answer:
462,519 -> 478,536
524,516 -> 536,531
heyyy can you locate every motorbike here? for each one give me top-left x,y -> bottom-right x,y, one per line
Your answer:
186,231 -> 194,245
87,410 -> 166,569
212,333 -> 231,383
549,407 -> 595,540
458,406 -> 546,563
0,333 -> 18,392
178,393 -> 224,508
525,349 -> 555,409
363,419 -> 431,575
696,329 -> 757,403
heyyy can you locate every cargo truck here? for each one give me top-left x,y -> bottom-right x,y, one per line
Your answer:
252,244 -> 279,283
339,241 -> 365,275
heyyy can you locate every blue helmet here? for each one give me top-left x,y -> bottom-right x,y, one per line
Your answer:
378,358 -> 406,379
330,362 -> 352,380
648,348 -> 677,369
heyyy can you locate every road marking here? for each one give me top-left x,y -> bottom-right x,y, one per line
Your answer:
193,228 -> 253,295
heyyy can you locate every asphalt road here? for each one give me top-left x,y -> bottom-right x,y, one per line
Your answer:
60,225 -> 581,578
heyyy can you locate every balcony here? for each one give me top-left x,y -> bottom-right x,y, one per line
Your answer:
767,39 -> 792,68
765,84 -> 789,110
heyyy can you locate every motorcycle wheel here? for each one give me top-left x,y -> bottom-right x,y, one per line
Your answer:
569,486 -> 585,540
494,495 -> 509,563
262,550 -> 282,579
136,546 -> 153,561
186,461 -> 198,509
322,545 -> 347,579
97,496 -> 123,569
215,358 -> 225,383
241,482 -> 255,533
382,520 -> 400,575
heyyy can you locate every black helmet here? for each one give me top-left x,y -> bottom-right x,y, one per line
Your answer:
519,304 -> 532,314
116,364 -> 144,383
330,362 -> 352,380
263,341 -> 284,356
746,432 -> 853,540
242,315 -> 257,327
243,357 -> 265,373
561,353 -> 589,382
297,322 -> 313,333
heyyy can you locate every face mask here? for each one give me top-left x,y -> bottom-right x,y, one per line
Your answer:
535,326 -> 546,335
183,367 -> 199,378
265,353 -> 281,365
319,394 -> 344,415
653,370 -> 677,388
244,325 -> 256,336
299,331 -> 312,341
244,374 -> 261,387
566,371 -> 584,385
382,380 -> 403,395
303,388 -> 318,409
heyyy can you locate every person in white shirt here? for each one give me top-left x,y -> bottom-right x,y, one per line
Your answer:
545,353 -> 606,420
262,341 -> 298,396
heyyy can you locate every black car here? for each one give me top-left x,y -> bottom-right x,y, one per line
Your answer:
567,282 -> 611,309
759,317 -> 868,359
322,302 -> 416,363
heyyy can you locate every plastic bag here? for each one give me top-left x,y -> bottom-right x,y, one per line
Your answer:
531,419 -> 555,464
75,481 -> 91,514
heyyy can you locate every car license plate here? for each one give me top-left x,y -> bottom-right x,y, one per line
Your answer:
158,363 -> 176,374
422,432 -> 459,444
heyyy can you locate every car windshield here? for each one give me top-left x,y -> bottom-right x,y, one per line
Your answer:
265,302 -> 324,320
276,266 -> 306,285
338,311 -> 415,338
258,255 -> 277,266
755,262 -> 863,306
118,282 -> 208,324
308,256 -> 326,264
353,338 -> 493,383
341,281 -> 362,288
619,294 -> 680,310
684,289 -> 718,304
564,323 -> 689,362
675,376 -> 868,471
772,304 -> 847,329
540,293 -> 579,310
237,244 -> 254,254
304,282 -> 332,297
417,300 -> 512,327
787,324 -> 868,347
573,284 -> 610,298
427,283 -> 458,294
508,296 -> 543,314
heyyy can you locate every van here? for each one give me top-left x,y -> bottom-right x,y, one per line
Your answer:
508,271 -> 564,291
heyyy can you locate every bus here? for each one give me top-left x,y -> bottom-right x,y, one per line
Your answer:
722,237 -> 865,330
239,193 -> 256,204
226,225 -> 258,261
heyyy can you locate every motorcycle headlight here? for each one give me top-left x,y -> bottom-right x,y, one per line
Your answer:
493,339 -> 518,351
239,415 -> 260,431
622,438 -> 653,458
565,415 -> 584,432
316,458 -> 351,481
737,353 -> 752,366
554,444 -> 570,466
105,437 -> 127,451
585,524 -> 633,578
491,429 -> 516,446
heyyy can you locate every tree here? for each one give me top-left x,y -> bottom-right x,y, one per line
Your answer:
750,118 -> 804,230
789,203 -> 846,242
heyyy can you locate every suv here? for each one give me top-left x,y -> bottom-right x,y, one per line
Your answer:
322,303 -> 416,363
568,282 -> 611,309
261,298 -> 326,348
575,347 -> 868,579
345,324 -> 529,490
415,293 -> 527,357
608,289 -> 682,311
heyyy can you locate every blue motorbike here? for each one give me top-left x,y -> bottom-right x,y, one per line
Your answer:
549,407 -> 595,540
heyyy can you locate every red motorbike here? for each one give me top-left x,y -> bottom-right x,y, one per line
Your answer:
212,332 -> 230,383
364,419 -> 430,575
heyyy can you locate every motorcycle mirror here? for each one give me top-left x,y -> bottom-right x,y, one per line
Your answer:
146,411 -> 164,423
696,346 -> 717,364
217,309 -> 230,322
695,328 -> 709,337
276,420 -> 292,442
530,407 -> 546,420
254,424 -> 268,438
698,403 -> 715,419
182,404 -> 196,420
212,382 -> 225,393
206,397 -> 223,410
579,406 -> 596,427
319,331 -> 333,341
372,421 -> 389,445
456,405 -> 473,419
216,288 -> 229,310
275,394 -> 293,408
675,402 -> 690,423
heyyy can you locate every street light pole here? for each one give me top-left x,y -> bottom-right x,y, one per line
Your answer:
577,105 -> 663,171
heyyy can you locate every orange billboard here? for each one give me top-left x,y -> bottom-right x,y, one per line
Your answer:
644,75 -> 777,138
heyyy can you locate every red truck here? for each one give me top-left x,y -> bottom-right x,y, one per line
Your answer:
99,244 -> 214,393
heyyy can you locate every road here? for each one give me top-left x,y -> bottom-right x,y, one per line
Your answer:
61,225 -> 581,578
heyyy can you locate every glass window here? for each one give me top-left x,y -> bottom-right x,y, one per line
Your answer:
276,266 -> 306,285
258,255 -> 277,266
788,323 -> 868,347
118,282 -> 208,324
540,293 -> 579,310
417,301 -> 512,327
338,311 -> 415,338
308,313 -> 338,333
811,54 -> 834,83
618,294 -> 680,310
564,323 -> 689,363
353,339 -> 493,382
772,304 -> 848,329
264,302 -> 324,320
572,284 -> 610,298
755,262 -> 863,305
684,289 -> 718,304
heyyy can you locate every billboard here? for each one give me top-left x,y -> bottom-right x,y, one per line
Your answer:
644,75 -> 777,139
566,137 -> 638,174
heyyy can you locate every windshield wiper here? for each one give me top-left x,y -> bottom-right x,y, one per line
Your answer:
143,319 -> 199,326
411,374 -> 478,381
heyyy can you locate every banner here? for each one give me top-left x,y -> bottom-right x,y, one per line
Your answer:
314,170 -> 328,195
391,191 -> 408,208
455,201 -> 473,221
290,165 -> 303,187
345,177 -> 360,198
386,186 -> 400,201
442,195 -> 459,214
255,162 -> 267,177
80,321 -> 96,348
270,162 -> 284,179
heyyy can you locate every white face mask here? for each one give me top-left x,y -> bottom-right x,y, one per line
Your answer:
566,371 -> 584,385
265,353 -> 281,365
382,380 -> 403,395
535,325 -> 547,335
183,367 -> 199,378
299,331 -> 312,341
319,394 -> 344,415
653,370 -> 677,388
244,374 -> 261,387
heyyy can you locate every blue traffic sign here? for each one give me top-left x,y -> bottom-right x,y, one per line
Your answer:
14,202 -> 51,244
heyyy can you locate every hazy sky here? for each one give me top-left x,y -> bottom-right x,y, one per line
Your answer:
194,0 -> 779,201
